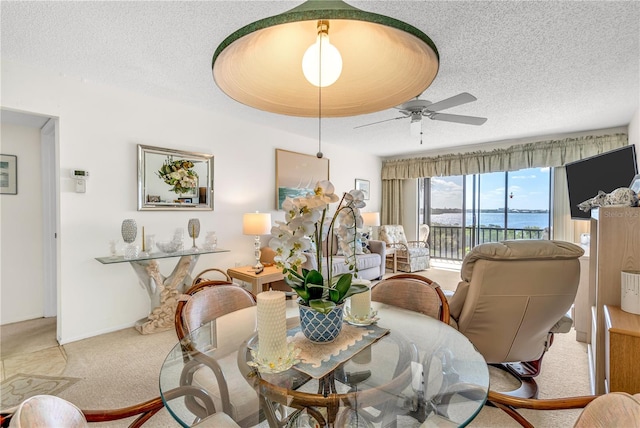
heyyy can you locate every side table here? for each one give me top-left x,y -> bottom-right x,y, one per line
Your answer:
227,265 -> 285,296
386,247 -> 397,273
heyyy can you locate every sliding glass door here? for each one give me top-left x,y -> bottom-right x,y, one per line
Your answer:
423,167 -> 551,261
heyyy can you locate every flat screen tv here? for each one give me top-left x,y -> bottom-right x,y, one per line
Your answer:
565,145 -> 638,220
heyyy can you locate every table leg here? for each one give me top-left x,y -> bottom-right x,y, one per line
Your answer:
129,255 -> 200,334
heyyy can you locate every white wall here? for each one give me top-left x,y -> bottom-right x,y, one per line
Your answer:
0,60 -> 382,343
0,123 -> 44,323
629,107 -> 640,164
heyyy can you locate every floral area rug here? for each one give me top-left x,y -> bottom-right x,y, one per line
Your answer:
0,373 -> 80,408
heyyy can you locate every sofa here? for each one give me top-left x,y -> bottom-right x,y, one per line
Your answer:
301,235 -> 386,281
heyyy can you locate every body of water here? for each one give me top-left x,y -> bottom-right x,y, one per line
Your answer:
431,212 -> 549,229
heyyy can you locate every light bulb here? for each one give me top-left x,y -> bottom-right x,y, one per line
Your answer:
302,22 -> 342,87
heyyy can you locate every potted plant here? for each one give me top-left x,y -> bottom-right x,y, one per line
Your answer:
270,180 -> 369,342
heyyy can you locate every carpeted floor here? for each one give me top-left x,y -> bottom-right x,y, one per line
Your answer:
0,266 -> 591,427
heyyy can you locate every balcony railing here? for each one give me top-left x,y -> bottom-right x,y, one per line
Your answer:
430,225 -> 546,261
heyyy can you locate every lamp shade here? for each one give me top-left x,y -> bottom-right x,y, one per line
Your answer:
212,0 -> 439,117
243,213 -> 272,236
362,212 -> 380,227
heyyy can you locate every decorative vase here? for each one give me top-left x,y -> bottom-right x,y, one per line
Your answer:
204,231 -> 217,250
187,218 -> 200,251
298,301 -> 344,343
121,219 -> 137,244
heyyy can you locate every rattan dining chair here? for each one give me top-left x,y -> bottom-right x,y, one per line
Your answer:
487,390 -> 640,428
174,281 -> 259,426
191,267 -> 232,286
371,273 -> 450,323
365,274 -> 451,425
0,388 -> 230,428
175,280 -> 256,341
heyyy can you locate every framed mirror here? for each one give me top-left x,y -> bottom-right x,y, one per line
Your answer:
137,144 -> 214,211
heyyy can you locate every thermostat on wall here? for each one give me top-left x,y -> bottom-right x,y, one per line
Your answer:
70,169 -> 89,179
70,169 -> 89,193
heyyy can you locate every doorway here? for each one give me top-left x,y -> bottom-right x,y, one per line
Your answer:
0,109 -> 59,341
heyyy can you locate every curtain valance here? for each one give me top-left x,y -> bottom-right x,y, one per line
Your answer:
381,134 -> 628,179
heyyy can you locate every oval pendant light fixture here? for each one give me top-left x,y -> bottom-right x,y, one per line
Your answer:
212,0 -> 440,117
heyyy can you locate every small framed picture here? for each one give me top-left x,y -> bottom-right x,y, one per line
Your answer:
0,154 -> 17,195
355,178 -> 370,200
630,174 -> 640,194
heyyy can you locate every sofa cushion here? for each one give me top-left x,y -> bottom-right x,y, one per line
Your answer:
326,253 -> 381,276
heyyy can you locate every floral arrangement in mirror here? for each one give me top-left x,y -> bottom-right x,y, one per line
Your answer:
156,158 -> 198,195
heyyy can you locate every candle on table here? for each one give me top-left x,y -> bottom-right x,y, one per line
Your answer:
141,226 -> 146,252
257,290 -> 288,362
350,279 -> 372,318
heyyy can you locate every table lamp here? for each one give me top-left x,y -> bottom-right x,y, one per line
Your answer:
362,212 -> 381,239
243,212 -> 272,273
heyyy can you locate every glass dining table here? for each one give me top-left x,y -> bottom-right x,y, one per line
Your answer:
159,300 -> 489,427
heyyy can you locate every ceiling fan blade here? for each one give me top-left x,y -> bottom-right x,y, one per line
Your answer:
426,92 -> 477,112
429,113 -> 487,125
354,116 -> 406,129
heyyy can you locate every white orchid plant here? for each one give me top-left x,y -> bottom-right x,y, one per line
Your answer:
270,180 -> 369,314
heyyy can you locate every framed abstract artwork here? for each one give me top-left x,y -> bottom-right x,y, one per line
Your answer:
0,154 -> 17,195
355,178 -> 370,200
276,149 -> 329,209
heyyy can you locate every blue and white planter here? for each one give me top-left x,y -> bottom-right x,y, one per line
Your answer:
298,302 -> 344,343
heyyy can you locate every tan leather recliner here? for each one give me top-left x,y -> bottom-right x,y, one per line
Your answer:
447,240 -> 584,396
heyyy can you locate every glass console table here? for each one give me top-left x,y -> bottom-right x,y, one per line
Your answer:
96,248 -> 229,334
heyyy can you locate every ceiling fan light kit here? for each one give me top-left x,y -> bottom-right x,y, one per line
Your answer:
212,0 -> 440,117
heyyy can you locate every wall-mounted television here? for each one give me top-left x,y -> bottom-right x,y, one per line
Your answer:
565,145 -> 638,220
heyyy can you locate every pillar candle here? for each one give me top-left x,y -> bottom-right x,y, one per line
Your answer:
141,226 -> 146,252
350,279 -> 372,318
257,290 -> 288,362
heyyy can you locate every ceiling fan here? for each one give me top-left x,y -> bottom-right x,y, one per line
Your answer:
355,92 -> 487,143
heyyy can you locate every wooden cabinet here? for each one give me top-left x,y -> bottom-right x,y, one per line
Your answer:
573,252 -> 590,342
588,207 -> 640,394
604,305 -> 640,393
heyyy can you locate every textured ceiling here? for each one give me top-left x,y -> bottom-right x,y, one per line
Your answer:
1,1 -> 638,158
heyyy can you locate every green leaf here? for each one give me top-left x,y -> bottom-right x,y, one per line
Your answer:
304,270 -> 323,285
309,299 -> 336,314
304,270 -> 325,300
333,274 -> 353,302
341,282 -> 370,301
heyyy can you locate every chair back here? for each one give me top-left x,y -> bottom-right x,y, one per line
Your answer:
378,225 -> 408,246
418,224 -> 430,243
372,274 -> 450,322
8,395 -> 87,428
191,267 -> 231,286
448,240 -> 584,364
175,281 -> 256,340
